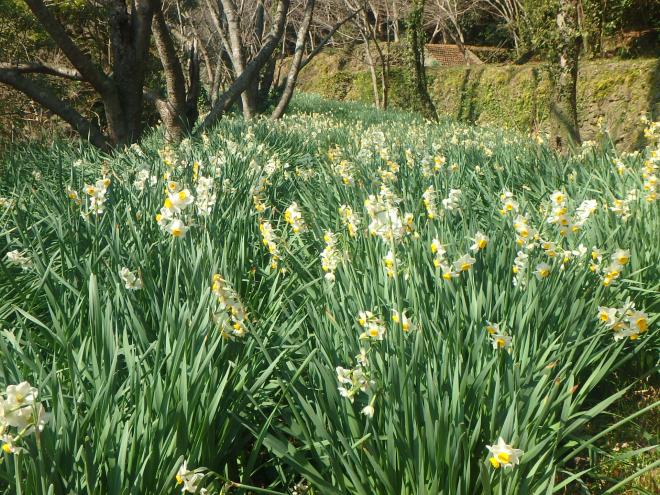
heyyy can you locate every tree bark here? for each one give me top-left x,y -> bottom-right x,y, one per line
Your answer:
152,8 -> 189,141
406,0 -> 438,121
271,0 -> 315,119
550,0 -> 581,153
219,0 -> 256,117
0,63 -> 82,81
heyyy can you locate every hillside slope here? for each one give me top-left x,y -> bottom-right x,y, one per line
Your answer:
297,48 -> 659,150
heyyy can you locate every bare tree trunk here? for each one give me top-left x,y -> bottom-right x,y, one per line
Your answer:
152,9 -> 188,141
199,0 -> 290,132
363,36 -> 381,108
272,0 -> 315,119
219,0 -> 256,117
406,0 -> 437,121
550,0 -> 581,153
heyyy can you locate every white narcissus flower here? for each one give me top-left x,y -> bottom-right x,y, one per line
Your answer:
6,250 -> 31,269
119,267 -> 143,290
453,254 -> 476,273
3,382 -> 38,429
486,437 -> 523,469
361,404 -> 375,418
534,262 -> 551,279
611,249 -> 630,266
485,321 -> 500,335
167,219 -> 188,238
176,460 -> 208,494
284,202 -> 305,233
490,332 -> 512,350
470,232 -> 489,252
167,189 -> 195,213
597,306 -> 619,327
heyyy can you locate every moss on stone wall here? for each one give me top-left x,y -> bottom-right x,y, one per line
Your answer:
298,54 -> 659,150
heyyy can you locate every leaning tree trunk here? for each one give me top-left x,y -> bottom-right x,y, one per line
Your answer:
405,0 -> 437,121
271,0 -> 315,119
549,0 -> 581,153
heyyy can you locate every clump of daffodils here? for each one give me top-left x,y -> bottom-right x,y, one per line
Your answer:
65,186 -> 81,205
195,176 -> 217,217
176,460 -> 208,494
513,215 -> 537,248
211,274 -> 248,338
6,250 -> 31,269
442,188 -> 462,213
512,250 -> 529,289
594,248 -> 630,287
156,180 -> 194,238
1,381 -> 48,455
364,192 -> 404,242
133,169 -> 157,191
499,191 -> 519,216
119,267 -> 143,290
610,193 -> 636,222
336,364 -> 374,410
486,437 -> 523,469
338,205 -> 360,237
486,321 -> 511,350
332,159 -> 355,185
547,191 -> 598,236
597,303 -> 649,341
320,231 -> 341,283
392,309 -> 413,332
383,250 -> 399,278
422,185 -> 438,219
357,311 -> 386,341
259,221 -> 280,269
82,176 -> 111,218
284,202 -> 305,234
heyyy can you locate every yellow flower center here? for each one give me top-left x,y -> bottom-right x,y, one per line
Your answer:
1,444 -> 11,454
171,228 -> 183,237
497,452 -> 510,463
477,239 -> 487,249
176,475 -> 183,485
178,191 -> 187,200
489,457 -> 501,468
164,198 -> 173,209
496,338 -> 506,348
636,318 -> 648,332
539,269 -> 549,278
460,262 -> 471,272
442,272 -> 452,280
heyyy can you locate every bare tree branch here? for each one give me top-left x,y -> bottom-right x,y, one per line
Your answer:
0,68 -> 109,150
0,63 -> 82,81
272,0 -> 315,119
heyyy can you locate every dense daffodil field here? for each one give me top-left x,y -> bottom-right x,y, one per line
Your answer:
0,97 -> 658,494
